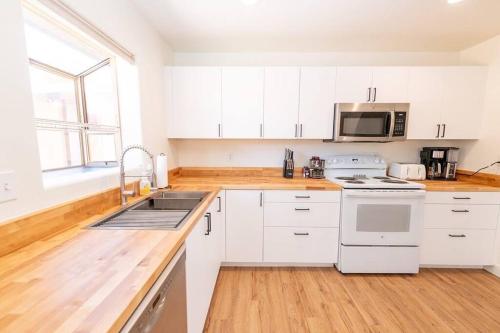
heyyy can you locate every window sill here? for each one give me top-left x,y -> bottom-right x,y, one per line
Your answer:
43,166 -> 120,189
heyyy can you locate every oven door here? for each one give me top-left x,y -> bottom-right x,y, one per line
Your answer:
340,189 -> 425,246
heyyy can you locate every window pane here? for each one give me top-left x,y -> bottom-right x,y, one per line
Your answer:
23,10 -> 107,75
37,129 -> 82,170
29,66 -> 79,122
84,65 -> 119,126
87,132 -> 118,162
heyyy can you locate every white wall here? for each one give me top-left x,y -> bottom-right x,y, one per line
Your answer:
459,36 -> 500,175
174,51 -> 461,66
174,139 -> 458,168
0,0 -> 175,222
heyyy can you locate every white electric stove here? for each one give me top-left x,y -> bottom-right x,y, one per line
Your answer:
325,154 -> 426,274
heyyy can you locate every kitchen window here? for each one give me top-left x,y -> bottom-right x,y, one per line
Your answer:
23,3 -> 121,172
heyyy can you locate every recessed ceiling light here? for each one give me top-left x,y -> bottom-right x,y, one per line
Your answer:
448,0 -> 464,4
241,0 -> 259,5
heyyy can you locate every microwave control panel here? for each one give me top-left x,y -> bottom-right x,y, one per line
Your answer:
393,112 -> 407,136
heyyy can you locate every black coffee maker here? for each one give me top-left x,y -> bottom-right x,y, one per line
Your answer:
420,147 -> 459,180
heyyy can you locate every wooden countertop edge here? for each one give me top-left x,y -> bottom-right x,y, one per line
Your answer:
107,190 -> 220,333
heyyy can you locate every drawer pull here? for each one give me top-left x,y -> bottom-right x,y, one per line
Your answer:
295,195 -> 311,199
448,234 -> 466,238
452,197 -> 471,200
294,208 -> 310,211
294,232 -> 310,236
451,209 -> 470,213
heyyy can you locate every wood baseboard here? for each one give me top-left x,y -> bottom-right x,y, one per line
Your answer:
0,182 -> 138,258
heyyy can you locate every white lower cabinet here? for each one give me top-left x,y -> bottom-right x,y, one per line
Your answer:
420,191 -> 500,267
225,190 -> 264,262
264,227 -> 339,263
186,193 -> 224,333
421,229 -> 496,266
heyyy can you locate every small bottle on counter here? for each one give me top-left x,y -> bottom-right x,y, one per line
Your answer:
139,176 -> 151,196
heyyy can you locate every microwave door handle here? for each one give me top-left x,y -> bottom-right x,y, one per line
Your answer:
386,111 -> 395,137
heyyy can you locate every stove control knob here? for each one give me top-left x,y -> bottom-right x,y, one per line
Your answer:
374,158 -> 380,164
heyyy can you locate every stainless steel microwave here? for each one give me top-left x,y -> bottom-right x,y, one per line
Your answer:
330,103 -> 410,142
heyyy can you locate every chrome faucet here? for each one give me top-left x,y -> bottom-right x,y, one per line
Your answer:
120,145 -> 157,206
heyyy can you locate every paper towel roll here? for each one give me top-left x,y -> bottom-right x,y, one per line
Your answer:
156,154 -> 168,188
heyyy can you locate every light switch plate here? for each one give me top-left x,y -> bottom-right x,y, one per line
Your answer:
0,171 -> 16,204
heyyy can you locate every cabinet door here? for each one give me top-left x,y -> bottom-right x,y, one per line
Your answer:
407,67 -> 444,139
298,67 -> 336,139
214,191 -> 226,262
225,190 -> 264,262
171,67 -> 222,138
441,67 -> 486,139
263,67 -> 300,139
371,67 -> 409,102
335,67 -> 372,102
186,213 -> 211,333
222,67 -> 264,138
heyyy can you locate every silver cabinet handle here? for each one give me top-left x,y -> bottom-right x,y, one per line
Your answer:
367,87 -> 372,102
294,124 -> 298,138
294,232 -> 310,236
204,213 -> 211,235
217,196 -> 222,212
436,124 -> 441,138
300,124 -> 303,137
259,192 -> 263,207
218,124 -> 222,137
295,195 -> 310,199
451,209 -> 469,213
453,197 -> 471,200
260,123 -> 263,138
441,123 -> 446,138
372,87 -> 377,102
448,234 -> 466,238
294,208 -> 310,211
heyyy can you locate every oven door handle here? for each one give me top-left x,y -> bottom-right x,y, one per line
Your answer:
343,190 -> 426,199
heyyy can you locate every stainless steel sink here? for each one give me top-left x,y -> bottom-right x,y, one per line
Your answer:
88,191 -> 209,230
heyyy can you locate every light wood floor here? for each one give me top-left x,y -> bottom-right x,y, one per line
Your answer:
204,267 -> 500,333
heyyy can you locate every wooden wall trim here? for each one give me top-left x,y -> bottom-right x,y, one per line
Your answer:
0,182 -> 138,258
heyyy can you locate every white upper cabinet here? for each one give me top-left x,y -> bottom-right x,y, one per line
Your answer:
407,66 -> 486,140
371,67 -> 409,102
407,67 -> 444,139
336,67 -> 408,102
336,67 -> 373,102
170,67 -> 222,138
221,67 -> 264,138
298,67 -> 337,139
441,67 -> 486,139
263,67 -> 300,139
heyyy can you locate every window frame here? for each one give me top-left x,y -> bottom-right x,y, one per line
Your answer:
30,56 -> 122,172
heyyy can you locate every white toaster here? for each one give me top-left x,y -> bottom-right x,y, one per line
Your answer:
388,163 -> 426,180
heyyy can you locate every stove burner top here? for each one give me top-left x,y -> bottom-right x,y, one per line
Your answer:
336,177 -> 356,181
381,179 -> 408,184
346,180 -> 365,184
373,176 -> 391,180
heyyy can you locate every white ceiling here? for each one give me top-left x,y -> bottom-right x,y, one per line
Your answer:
132,0 -> 500,52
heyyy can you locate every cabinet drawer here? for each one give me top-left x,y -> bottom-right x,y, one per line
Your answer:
425,192 -> 500,205
424,204 -> 499,229
264,203 -> 340,227
264,227 -> 339,263
264,190 -> 340,203
420,229 -> 496,266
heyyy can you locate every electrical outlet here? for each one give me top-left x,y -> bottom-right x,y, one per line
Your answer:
0,171 -> 16,204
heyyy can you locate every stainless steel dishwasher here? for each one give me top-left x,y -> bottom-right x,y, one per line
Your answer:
121,245 -> 187,333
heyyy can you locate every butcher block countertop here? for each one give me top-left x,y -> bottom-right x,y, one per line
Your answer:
0,171 -> 341,333
417,179 -> 500,192
0,191 -> 218,333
